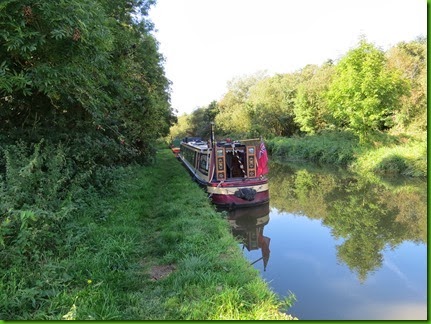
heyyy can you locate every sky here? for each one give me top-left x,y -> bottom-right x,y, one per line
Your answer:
148,0 -> 427,115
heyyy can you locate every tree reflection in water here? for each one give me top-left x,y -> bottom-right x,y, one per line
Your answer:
269,161 -> 427,282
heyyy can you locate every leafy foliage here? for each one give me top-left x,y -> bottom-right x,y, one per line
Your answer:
267,131 -> 359,166
386,37 -> 427,132
215,73 -> 266,137
168,114 -> 192,140
326,39 -> 408,140
293,62 -> 335,134
0,0 -> 173,271
171,37 -> 425,157
0,0 -> 173,318
0,0 -> 173,154
188,101 -> 218,139
248,73 -> 300,137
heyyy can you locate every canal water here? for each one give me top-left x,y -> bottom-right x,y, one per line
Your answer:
227,160 -> 427,320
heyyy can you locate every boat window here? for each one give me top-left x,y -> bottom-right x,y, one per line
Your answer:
183,147 -> 196,167
198,154 -> 209,175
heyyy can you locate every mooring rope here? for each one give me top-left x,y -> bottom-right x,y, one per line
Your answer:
208,180 -> 224,198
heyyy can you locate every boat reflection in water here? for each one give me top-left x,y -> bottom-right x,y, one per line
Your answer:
225,202 -> 271,271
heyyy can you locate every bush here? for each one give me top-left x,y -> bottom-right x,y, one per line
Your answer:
374,154 -> 408,174
1,141 -> 70,255
351,140 -> 427,178
0,135 -> 125,318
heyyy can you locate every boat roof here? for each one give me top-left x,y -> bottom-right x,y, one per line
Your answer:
181,139 -> 209,151
181,138 -> 261,151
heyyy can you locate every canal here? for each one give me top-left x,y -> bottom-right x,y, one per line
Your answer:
227,160 -> 427,320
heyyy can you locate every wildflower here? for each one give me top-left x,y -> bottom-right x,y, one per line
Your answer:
62,304 -> 77,320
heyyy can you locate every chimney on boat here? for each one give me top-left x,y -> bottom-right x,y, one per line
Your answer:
210,122 -> 215,148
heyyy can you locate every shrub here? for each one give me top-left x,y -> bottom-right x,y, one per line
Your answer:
374,154 -> 408,174
1,141 -> 73,262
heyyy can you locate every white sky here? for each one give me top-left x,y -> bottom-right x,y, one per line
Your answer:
148,0 -> 427,115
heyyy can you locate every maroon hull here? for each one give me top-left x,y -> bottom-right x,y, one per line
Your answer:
210,190 -> 269,208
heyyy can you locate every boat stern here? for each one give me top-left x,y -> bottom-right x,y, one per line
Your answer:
207,180 -> 269,208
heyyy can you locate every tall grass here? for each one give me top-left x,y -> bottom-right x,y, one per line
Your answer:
350,140 -> 427,177
267,131 -> 359,166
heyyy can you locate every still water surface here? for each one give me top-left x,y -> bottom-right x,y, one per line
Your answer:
227,161 -> 427,320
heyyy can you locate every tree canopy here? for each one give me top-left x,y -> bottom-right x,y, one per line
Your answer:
171,37 -> 425,143
326,39 -> 408,140
1,0 -> 173,160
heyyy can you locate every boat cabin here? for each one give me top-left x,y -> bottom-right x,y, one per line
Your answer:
180,138 -> 260,183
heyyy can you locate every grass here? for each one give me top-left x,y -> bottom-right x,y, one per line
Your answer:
0,148 -> 296,320
267,131 -> 359,166
350,138 -> 427,177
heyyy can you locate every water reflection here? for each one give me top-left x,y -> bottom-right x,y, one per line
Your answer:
269,161 -> 427,282
225,203 -> 271,271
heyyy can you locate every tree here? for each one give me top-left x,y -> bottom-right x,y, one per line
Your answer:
385,37 -> 427,132
293,62 -> 335,134
248,65 -> 324,137
189,106 -> 211,138
0,0 -> 173,159
326,38 -> 408,141
169,101 -> 219,140
248,74 -> 298,137
169,113 -> 192,140
215,72 -> 266,137
0,0 -> 115,127
215,92 -> 252,137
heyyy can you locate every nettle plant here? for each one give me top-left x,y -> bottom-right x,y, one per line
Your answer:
0,141 -> 75,260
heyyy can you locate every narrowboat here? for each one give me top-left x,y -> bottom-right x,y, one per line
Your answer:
177,124 -> 269,208
169,137 -> 181,157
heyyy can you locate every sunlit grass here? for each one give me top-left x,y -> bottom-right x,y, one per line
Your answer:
351,138 -> 426,177
267,130 -> 359,166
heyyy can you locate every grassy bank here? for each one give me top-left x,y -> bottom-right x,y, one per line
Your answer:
1,148 -> 295,320
267,131 -> 426,178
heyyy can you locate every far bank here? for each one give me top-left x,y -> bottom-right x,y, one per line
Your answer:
266,130 -> 426,178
